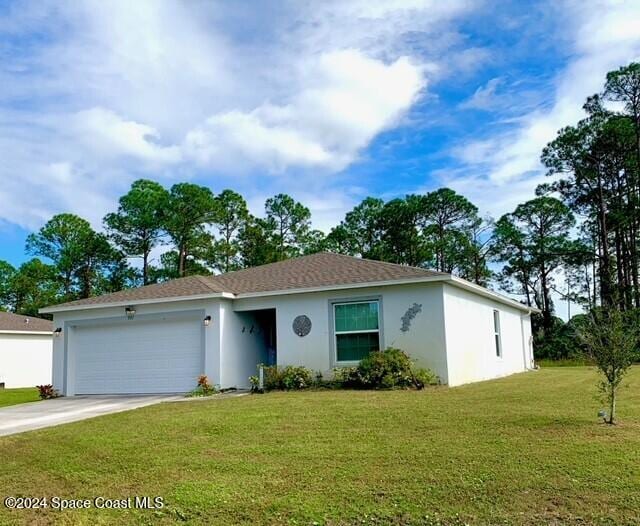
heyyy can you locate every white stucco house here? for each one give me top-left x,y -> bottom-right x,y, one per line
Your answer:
0,312 -> 53,388
41,253 -> 536,396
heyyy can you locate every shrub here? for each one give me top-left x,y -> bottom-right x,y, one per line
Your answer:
332,366 -> 357,386
413,367 -> 440,388
36,384 -> 60,400
250,352 -> 438,392
335,348 -> 439,390
533,314 -> 589,361
249,375 -> 261,393
263,366 -> 282,391
188,375 -> 218,397
252,365 -> 314,391
281,366 -> 313,390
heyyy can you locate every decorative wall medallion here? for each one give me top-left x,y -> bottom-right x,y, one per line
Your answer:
400,303 -> 423,332
292,315 -> 312,337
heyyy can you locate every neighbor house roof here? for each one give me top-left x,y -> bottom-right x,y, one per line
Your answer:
41,252 -> 535,314
0,312 -> 53,333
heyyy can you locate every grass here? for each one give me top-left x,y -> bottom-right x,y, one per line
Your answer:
0,387 -> 40,408
1,368 -> 639,525
536,358 -> 594,367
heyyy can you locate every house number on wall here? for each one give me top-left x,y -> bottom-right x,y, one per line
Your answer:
292,315 -> 312,337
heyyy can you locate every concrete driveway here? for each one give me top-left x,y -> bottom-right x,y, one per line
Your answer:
0,395 -> 181,437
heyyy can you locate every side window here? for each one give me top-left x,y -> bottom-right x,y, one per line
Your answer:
493,310 -> 502,357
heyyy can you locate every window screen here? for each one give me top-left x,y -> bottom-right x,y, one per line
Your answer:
334,301 -> 380,362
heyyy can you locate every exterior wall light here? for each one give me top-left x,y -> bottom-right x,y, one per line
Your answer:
53,327 -> 63,337
125,306 -> 136,320
203,315 -> 212,327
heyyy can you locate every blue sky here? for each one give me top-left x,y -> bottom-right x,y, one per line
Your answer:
1,0 -> 640,269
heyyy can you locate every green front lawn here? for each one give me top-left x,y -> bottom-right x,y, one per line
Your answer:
0,387 -> 40,408
1,368 -> 639,525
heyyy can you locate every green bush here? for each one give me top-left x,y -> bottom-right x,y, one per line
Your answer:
335,347 -> 439,390
532,314 -> 590,361
250,351 -> 438,392
413,367 -> 440,388
281,366 -> 313,390
253,365 -> 314,391
332,366 -> 357,386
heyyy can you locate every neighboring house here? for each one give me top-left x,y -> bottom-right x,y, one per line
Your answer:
0,312 -> 53,388
41,253 -> 536,396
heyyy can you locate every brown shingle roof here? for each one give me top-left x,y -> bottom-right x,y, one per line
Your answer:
0,312 -> 53,332
43,253 -> 446,311
211,252 -> 444,294
48,275 -> 225,310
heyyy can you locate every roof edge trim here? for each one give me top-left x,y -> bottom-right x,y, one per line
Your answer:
0,330 -> 53,335
39,277 -> 537,315
39,292 -> 232,314
233,276 -> 447,299
448,276 -> 540,313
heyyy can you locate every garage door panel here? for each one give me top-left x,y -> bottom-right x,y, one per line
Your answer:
73,317 -> 203,394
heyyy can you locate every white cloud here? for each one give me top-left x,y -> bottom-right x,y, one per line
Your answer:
18,0 -> 637,243
450,138 -> 499,165
184,50 -> 425,172
459,77 -> 502,110
0,0 -> 476,233
575,0 -> 640,53
185,111 -> 334,171
73,108 -> 182,164
447,0 -> 640,217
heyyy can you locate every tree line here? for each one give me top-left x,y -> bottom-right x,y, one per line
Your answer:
0,179 -> 576,328
0,183 -> 498,315
1,62 -> 640,360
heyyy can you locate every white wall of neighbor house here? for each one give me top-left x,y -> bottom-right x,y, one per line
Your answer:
0,333 -> 52,388
442,283 -> 533,387
218,301 -> 269,389
52,299 -> 220,395
233,283 -> 450,384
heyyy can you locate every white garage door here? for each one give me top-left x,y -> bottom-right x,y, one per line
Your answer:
73,317 -> 203,394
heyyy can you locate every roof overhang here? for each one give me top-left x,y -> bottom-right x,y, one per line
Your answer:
39,292 -> 234,314
39,276 -> 538,316
234,275 -> 538,313
0,330 -> 53,335
232,275 -> 447,299
447,277 -> 541,314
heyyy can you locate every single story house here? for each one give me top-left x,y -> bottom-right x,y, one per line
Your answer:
41,253 -> 536,396
0,312 -> 53,388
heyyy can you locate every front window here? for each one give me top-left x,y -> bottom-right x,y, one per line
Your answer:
333,300 -> 381,362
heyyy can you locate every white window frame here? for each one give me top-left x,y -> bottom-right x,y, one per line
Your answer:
331,298 -> 382,366
493,309 -> 502,358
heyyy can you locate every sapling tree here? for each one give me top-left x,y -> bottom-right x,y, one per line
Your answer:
577,307 -> 638,424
